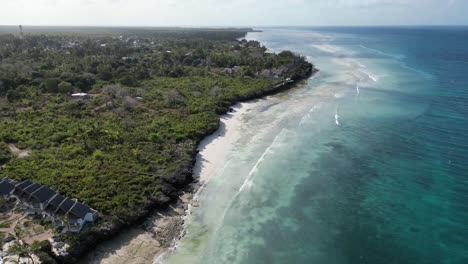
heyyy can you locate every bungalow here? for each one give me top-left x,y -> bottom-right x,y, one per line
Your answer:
46,194 -> 66,213
66,202 -> 95,232
14,180 -> 33,196
28,186 -> 56,211
0,179 -> 15,199
52,198 -> 95,232
21,183 -> 41,199
56,197 -> 75,216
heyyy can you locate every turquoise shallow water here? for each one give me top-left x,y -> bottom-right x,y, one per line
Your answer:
161,27 -> 468,264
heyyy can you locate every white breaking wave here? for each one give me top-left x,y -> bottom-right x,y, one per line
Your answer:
218,130 -> 283,227
356,83 -> 360,96
334,93 -> 346,99
311,44 -> 355,56
359,44 -> 405,60
357,62 -> 367,68
239,135 -> 278,192
335,108 -> 340,126
309,104 -> 322,113
300,104 -> 322,127
299,103 -> 322,127
311,44 -> 341,54
358,69 -> 378,82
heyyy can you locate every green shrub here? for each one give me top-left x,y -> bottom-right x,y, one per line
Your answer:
0,142 -> 11,165
57,81 -> 74,94
6,90 -> 22,102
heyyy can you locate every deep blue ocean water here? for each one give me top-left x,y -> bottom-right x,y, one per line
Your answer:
162,27 -> 468,264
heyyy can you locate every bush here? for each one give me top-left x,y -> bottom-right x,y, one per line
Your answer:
75,73 -> 96,92
148,132 -> 162,143
38,252 -> 57,264
0,142 -> 11,165
6,89 -> 22,102
118,74 -> 138,87
57,81 -> 74,94
0,221 -> 10,228
99,70 -> 113,81
43,79 -> 59,93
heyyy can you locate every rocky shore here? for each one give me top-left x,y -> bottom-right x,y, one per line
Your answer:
77,184 -> 199,264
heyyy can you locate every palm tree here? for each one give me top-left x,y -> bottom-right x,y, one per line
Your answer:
59,214 -> 71,232
6,242 -> 23,263
7,227 -> 35,264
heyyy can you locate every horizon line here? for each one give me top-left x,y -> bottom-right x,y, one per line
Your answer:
1,24 -> 468,28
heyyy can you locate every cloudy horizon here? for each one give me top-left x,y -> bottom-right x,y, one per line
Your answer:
1,0 -> 468,27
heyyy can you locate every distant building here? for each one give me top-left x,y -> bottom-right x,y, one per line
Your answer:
71,93 -> 88,98
257,67 -> 288,79
223,68 -> 233,75
223,66 -> 243,76
258,69 -> 272,78
232,66 -> 242,74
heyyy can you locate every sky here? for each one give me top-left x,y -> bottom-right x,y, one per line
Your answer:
1,0 -> 468,27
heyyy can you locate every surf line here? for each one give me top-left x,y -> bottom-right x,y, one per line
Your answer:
216,130 -> 282,228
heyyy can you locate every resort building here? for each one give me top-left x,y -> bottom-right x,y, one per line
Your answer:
3,179 -> 97,232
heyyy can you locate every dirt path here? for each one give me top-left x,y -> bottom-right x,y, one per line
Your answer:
0,213 -> 25,236
8,144 -> 31,158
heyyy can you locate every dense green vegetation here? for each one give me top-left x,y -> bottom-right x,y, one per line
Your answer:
0,141 -> 11,165
0,27 -> 314,259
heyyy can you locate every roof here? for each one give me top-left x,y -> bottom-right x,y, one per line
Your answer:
15,180 -> 33,192
0,180 -> 15,195
48,194 -> 66,209
68,202 -> 91,219
71,93 -> 88,97
58,198 -> 75,213
23,183 -> 41,195
31,186 -> 56,203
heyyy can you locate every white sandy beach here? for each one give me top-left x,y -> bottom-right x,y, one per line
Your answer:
194,102 -> 252,183
80,102 -> 253,264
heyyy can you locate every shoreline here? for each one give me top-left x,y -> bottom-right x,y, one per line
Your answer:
194,103 -> 253,184
78,65 -> 317,264
78,103 -> 253,264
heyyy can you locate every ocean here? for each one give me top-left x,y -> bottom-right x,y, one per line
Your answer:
160,27 -> 468,264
